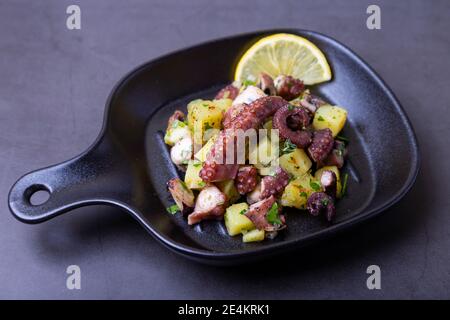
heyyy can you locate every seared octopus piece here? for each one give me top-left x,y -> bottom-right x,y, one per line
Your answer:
274,75 -> 305,100
260,167 -> 290,199
187,185 -> 226,225
199,130 -> 240,182
299,90 -> 326,114
306,192 -> 336,222
235,166 -> 258,195
232,86 -> 266,106
167,178 -> 195,215
319,140 -> 347,168
272,104 -> 312,148
245,196 -> 286,231
167,110 -> 185,129
320,170 -> 337,199
258,73 -> 276,96
222,103 -> 247,130
215,84 -> 240,100
200,96 -> 288,182
308,128 -> 334,163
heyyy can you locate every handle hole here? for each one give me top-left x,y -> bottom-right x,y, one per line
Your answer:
26,185 -> 51,206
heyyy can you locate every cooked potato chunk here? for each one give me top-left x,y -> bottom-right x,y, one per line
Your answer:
315,166 -> 342,198
224,203 -> 254,236
184,160 -> 206,189
313,105 -> 347,137
164,120 -> 191,146
248,136 -> 279,169
281,173 -> 321,209
194,134 -> 217,162
279,148 -> 312,178
187,99 -> 223,145
216,179 -> 241,205
242,229 -> 265,242
213,98 -> 233,112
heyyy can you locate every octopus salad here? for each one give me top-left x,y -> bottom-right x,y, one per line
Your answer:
163,35 -> 349,243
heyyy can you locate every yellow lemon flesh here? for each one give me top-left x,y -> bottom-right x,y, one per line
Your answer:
235,33 -> 332,85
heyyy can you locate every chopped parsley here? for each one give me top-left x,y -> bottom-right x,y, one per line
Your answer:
202,103 -> 210,108
281,139 -> 297,155
242,79 -> 256,87
321,198 -> 329,206
341,173 -> 349,197
198,181 -> 206,187
204,122 -> 213,130
336,135 -> 349,143
266,202 -> 282,225
317,115 -> 325,122
171,120 -> 186,129
300,191 -> 308,198
287,104 -> 295,111
239,209 -> 247,215
193,162 -> 202,168
310,180 -> 321,191
166,204 -> 179,214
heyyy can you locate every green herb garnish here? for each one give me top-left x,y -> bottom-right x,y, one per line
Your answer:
310,180 -> 321,191
171,120 -> 186,129
266,202 -> 282,225
242,79 -> 256,87
321,198 -> 329,206
239,209 -> 247,215
166,204 -> 179,214
193,162 -> 201,168
281,139 -> 297,155
341,173 -> 349,197
336,135 -> 349,143
300,191 -> 308,198
288,104 -> 295,111
198,181 -> 206,187
204,122 -> 213,130
317,115 -> 325,122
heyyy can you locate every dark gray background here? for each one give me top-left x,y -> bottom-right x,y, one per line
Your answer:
0,0 -> 449,299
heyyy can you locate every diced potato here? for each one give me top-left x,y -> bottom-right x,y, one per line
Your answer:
281,173 -> 321,209
213,98 -> 233,112
263,119 -> 273,136
164,120 -> 191,146
313,105 -> 347,137
187,99 -> 223,145
315,166 -> 342,198
184,160 -> 205,189
242,229 -> 265,242
224,203 -> 254,236
194,134 -> 217,162
216,180 -> 241,205
257,165 -> 277,176
248,136 -> 279,168
279,148 -> 312,178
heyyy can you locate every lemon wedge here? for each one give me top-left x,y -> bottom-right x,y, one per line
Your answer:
235,33 -> 332,85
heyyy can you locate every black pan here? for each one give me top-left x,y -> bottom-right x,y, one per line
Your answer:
8,29 -> 420,265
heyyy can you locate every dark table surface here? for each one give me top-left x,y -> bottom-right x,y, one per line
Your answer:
1,0 -> 449,299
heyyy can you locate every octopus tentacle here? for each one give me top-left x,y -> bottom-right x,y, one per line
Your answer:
308,128 -> 334,163
215,84 -> 239,100
272,104 -> 312,148
245,195 -> 286,231
307,192 -> 336,222
201,97 -> 288,182
274,75 -> 305,100
260,167 -> 290,199
235,166 -> 258,195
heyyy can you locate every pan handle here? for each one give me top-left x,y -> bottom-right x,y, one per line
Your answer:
8,138 -> 129,224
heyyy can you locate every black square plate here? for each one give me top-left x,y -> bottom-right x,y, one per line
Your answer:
9,30 -> 420,265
